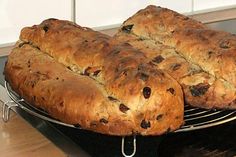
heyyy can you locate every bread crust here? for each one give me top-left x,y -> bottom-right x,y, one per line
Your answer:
4,19 -> 184,136
114,32 -> 236,109
117,5 -> 236,109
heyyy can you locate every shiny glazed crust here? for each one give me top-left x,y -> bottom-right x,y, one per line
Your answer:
4,19 -> 184,136
117,5 -> 236,109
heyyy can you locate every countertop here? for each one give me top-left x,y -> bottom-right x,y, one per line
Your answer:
0,100 -> 66,157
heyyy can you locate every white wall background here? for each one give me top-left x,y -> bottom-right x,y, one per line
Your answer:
194,0 -> 236,11
0,0 -> 71,46
75,0 -> 192,29
0,0 -> 235,46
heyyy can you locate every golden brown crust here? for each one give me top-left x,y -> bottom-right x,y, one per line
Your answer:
171,29 -> 236,87
4,19 -> 184,136
117,5 -> 236,109
115,32 -> 236,109
121,5 -> 206,42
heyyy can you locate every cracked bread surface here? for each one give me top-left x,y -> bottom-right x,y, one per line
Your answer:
115,32 -> 236,109
116,5 -> 236,109
4,19 -> 184,136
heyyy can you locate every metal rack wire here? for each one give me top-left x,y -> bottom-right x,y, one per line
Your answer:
176,104 -> 236,132
3,81 -> 236,157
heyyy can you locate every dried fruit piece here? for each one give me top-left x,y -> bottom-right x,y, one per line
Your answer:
121,24 -> 134,33
119,103 -> 130,113
43,25 -> 49,32
171,63 -> 181,71
108,96 -> 118,101
219,40 -> 230,49
73,124 -> 81,128
140,119 -> 151,129
93,70 -> 101,76
152,55 -> 164,64
190,83 -> 210,97
139,73 -> 149,81
156,114 -> 163,120
167,88 -> 175,95
165,127 -> 171,134
84,67 -> 91,76
18,42 -> 29,48
143,87 -> 151,99
59,101 -> 64,107
100,118 -> 108,124
208,51 -> 214,59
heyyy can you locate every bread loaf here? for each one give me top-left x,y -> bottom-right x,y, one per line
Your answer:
4,19 -> 184,136
115,33 -> 236,109
116,5 -> 236,109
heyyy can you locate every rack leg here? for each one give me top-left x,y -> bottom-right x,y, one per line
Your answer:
2,101 -> 18,122
121,136 -> 136,157
121,135 -> 166,157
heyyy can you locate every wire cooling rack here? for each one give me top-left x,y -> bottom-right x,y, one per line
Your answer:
3,81 -> 236,157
